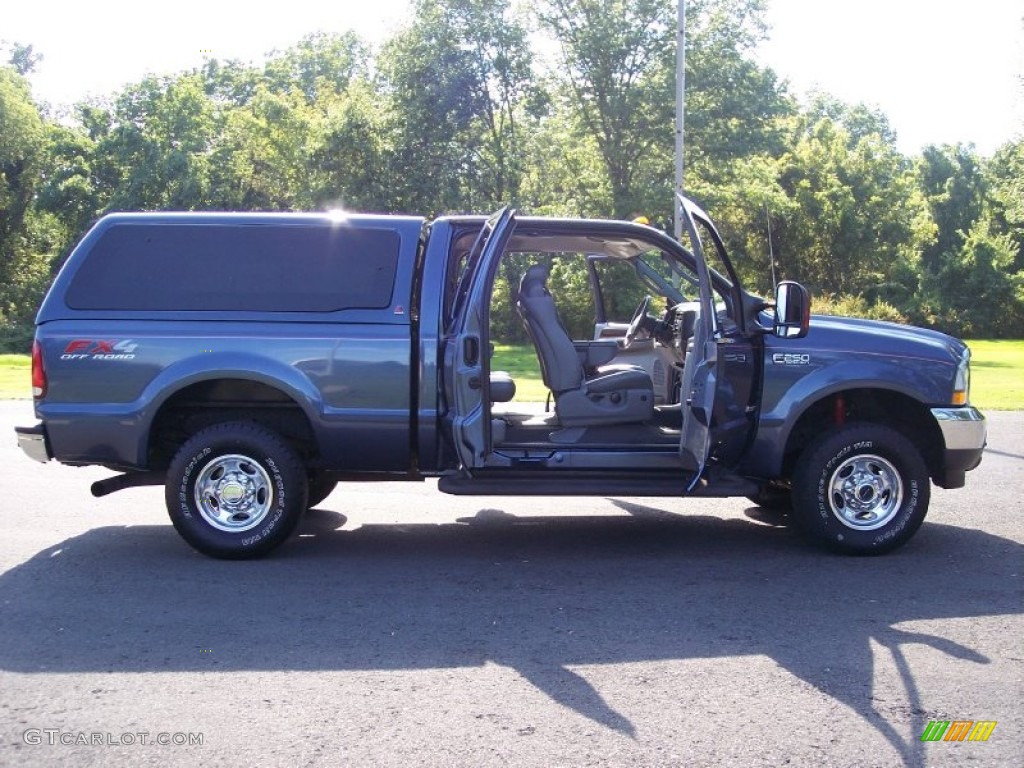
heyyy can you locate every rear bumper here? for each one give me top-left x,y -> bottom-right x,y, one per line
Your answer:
930,406 -> 986,488
15,424 -> 52,464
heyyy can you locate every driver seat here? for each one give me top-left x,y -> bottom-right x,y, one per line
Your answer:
517,263 -> 654,426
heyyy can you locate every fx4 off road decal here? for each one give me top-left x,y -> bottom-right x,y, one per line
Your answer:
61,339 -> 138,360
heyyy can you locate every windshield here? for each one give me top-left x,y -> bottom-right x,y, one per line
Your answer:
634,249 -> 696,302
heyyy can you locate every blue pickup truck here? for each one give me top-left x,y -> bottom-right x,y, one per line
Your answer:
15,198 -> 986,558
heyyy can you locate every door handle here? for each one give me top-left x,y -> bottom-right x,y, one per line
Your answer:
463,336 -> 479,366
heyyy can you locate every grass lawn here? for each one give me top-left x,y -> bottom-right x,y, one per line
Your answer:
965,340 -> 1024,410
491,344 -> 547,402
497,340 -> 1024,410
1,340 -> 1020,409
493,342 -> 1015,411
0,354 -> 31,400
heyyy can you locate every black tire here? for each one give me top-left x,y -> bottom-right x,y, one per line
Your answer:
746,485 -> 792,511
165,421 -> 308,559
791,423 -> 930,555
307,474 -> 338,508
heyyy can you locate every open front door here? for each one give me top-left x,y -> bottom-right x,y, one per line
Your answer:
444,207 -> 516,469
676,195 -> 721,490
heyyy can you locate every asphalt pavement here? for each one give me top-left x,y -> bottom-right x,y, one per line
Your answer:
0,400 -> 1020,767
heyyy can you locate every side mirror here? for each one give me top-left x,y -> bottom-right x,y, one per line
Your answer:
774,281 -> 810,339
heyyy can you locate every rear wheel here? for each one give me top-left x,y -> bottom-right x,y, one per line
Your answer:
791,423 -> 930,555
166,421 -> 308,559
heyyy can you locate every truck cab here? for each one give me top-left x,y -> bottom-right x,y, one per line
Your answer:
432,199 -> 775,487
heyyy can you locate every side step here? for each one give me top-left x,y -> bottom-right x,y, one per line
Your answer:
438,469 -> 758,498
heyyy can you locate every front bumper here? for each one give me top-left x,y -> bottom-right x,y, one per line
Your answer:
15,424 -> 52,464
930,406 -> 986,488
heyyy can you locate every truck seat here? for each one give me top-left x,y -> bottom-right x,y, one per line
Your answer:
516,263 -> 653,426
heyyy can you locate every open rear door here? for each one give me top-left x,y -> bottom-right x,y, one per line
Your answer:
444,207 -> 516,468
676,195 -> 720,490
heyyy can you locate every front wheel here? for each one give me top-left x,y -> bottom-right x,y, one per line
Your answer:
166,421 -> 308,559
791,423 -> 930,555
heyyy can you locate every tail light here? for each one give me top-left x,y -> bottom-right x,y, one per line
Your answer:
31,340 -> 47,398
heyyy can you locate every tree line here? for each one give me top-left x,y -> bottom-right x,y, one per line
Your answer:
1,0 -> 1021,351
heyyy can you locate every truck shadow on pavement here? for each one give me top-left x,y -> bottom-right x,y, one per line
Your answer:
1,506 -> 1018,767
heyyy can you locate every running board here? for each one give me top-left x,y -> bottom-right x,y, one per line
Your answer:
438,469 -> 758,498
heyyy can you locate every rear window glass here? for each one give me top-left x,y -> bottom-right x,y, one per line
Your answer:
66,223 -> 400,312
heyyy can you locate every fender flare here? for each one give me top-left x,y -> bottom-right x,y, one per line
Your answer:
749,358 -> 940,479
131,353 -> 325,466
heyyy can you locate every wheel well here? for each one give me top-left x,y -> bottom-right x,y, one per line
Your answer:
148,379 -> 317,469
780,389 -> 944,483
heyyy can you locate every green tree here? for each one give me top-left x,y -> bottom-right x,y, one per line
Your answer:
310,79 -> 392,211
84,74 -> 219,211
986,137 -> 1024,269
773,100 -> 931,302
378,0 -> 534,214
35,123 -> 101,252
538,0 -> 675,218
923,216 -> 1024,337
209,85 -> 315,210
6,42 -> 42,75
916,143 -> 986,274
683,0 -> 791,165
535,0 -> 794,287
0,65 -> 53,343
910,140 -> 1024,335
0,67 -> 44,246
263,31 -> 370,104
517,96 -> 612,216
201,58 -> 262,108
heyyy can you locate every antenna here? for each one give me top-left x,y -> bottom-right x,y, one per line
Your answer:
765,203 -> 778,291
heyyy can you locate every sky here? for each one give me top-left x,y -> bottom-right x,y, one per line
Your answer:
4,0 -> 1022,156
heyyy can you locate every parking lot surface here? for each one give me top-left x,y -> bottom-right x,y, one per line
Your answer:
1,401 -> 1020,767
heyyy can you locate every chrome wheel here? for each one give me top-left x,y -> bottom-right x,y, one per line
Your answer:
827,453 -> 903,531
168,422 -> 307,559
193,454 -> 274,532
792,424 -> 930,554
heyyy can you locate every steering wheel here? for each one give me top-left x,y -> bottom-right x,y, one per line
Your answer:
623,295 -> 653,348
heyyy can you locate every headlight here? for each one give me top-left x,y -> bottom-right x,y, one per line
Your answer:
952,349 -> 970,405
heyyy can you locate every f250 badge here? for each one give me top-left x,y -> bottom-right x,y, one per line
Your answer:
61,339 -> 138,360
772,352 -> 811,366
